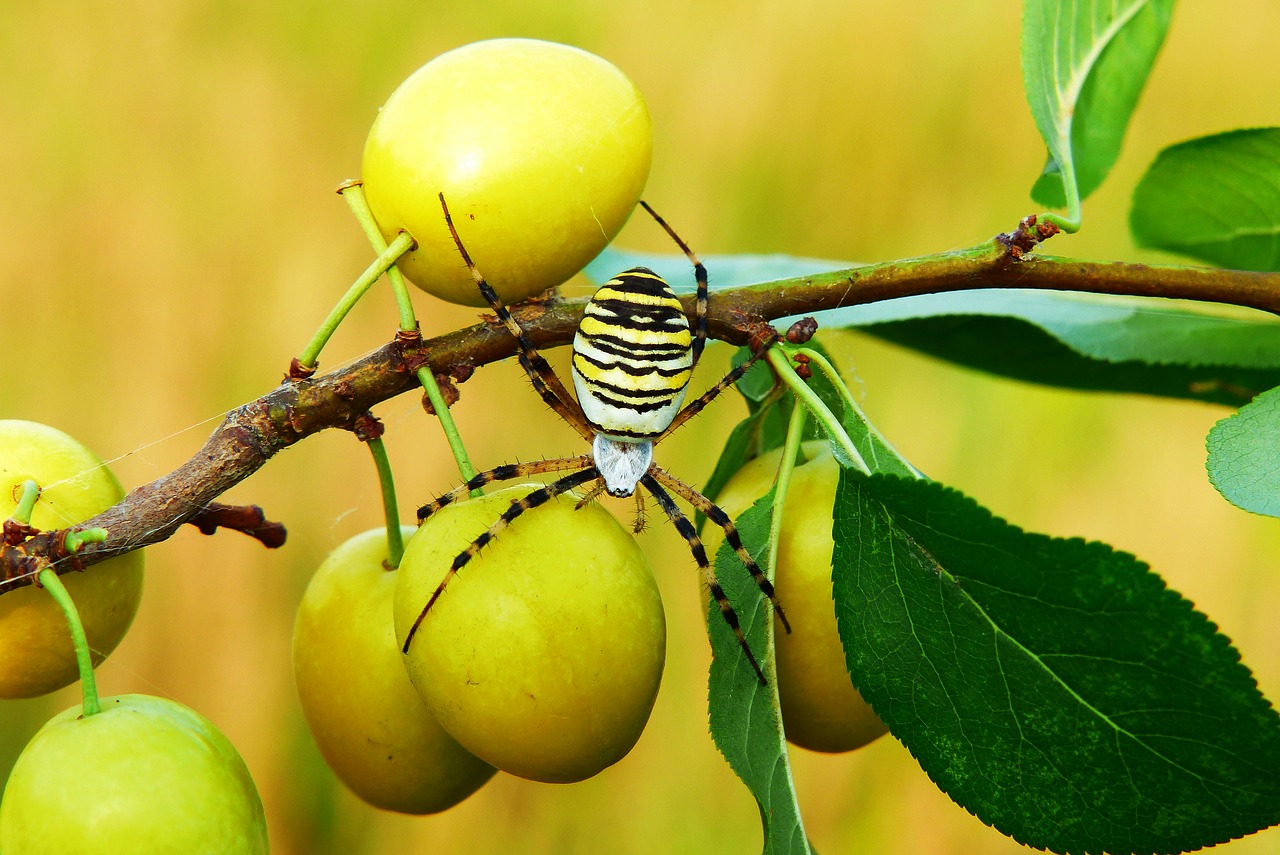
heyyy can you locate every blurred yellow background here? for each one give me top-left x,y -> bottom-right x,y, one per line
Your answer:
3,2 -> 1280,853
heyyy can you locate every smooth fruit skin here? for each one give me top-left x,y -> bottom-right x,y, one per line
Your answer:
0,420 -> 144,698
362,38 -> 653,307
293,527 -> 496,813
394,485 -> 666,784
0,694 -> 268,854
713,443 -> 889,753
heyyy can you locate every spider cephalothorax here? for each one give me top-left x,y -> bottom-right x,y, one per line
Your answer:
402,195 -> 789,684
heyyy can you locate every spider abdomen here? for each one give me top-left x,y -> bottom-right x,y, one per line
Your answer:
571,267 -> 693,440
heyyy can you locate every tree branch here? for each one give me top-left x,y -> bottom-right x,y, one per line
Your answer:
5,233 -> 1279,592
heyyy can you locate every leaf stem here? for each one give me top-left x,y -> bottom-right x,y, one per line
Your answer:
37,563 -> 101,717
766,348 -> 869,474
365,437 -> 404,568
1041,210 -> 1082,235
796,347 -> 921,478
1041,154 -> 1083,234
296,230 -> 416,370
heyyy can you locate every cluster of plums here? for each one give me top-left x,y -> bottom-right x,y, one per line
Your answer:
300,38 -> 885,814
293,442 -> 889,818
1,38 -> 885,851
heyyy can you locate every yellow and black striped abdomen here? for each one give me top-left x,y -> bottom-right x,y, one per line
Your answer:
571,267 -> 693,439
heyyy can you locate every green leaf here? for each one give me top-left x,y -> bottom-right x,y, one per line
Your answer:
1023,0 -> 1176,213
584,248 -> 850,291
823,289 -> 1280,405
695,349 -> 790,535
1131,128 -> 1280,271
698,404 -> 777,534
862,313 -> 1280,407
1207,384 -> 1280,517
830,378 -> 918,479
832,471 -> 1280,854
823,288 -> 1280,369
734,347 -> 781,406
707,492 -> 813,855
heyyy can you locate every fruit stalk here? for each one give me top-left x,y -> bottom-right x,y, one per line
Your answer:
768,402 -> 808,578
5,478 -> 106,711
35,568 -> 101,716
295,229 -> 417,371
415,367 -> 479,485
8,479 -> 41,533
365,436 -> 404,568
340,182 -> 480,484
338,182 -> 418,333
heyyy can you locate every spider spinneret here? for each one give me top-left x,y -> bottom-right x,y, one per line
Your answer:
403,194 -> 789,685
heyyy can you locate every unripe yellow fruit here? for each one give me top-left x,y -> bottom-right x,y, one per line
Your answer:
0,420 -> 144,699
0,694 -> 268,854
711,443 -> 889,753
293,527 -> 495,814
361,38 -> 653,306
394,485 -> 665,783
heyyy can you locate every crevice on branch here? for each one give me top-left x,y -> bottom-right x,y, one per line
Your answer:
4,236 -> 1279,592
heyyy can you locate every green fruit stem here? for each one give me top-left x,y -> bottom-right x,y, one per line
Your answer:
7,486 -> 113,709
768,402 -> 808,579
365,436 -> 404,568
415,367 -> 480,485
36,568 -> 101,717
340,183 -> 480,485
339,183 -> 418,334
295,230 -> 417,371
9,479 -> 40,526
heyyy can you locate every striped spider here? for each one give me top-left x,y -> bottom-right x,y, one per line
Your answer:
402,195 -> 789,684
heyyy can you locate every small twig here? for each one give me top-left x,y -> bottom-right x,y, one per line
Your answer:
187,503 -> 287,549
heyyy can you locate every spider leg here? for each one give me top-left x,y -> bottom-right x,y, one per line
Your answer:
417,454 -> 594,523
402,465 -> 602,653
574,480 -> 608,510
639,200 -> 708,369
659,333 -> 779,441
438,193 -> 594,443
631,489 -> 648,534
649,465 -> 791,634
639,472 -> 767,686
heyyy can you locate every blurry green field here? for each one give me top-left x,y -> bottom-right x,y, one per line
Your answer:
3,2 -> 1280,852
